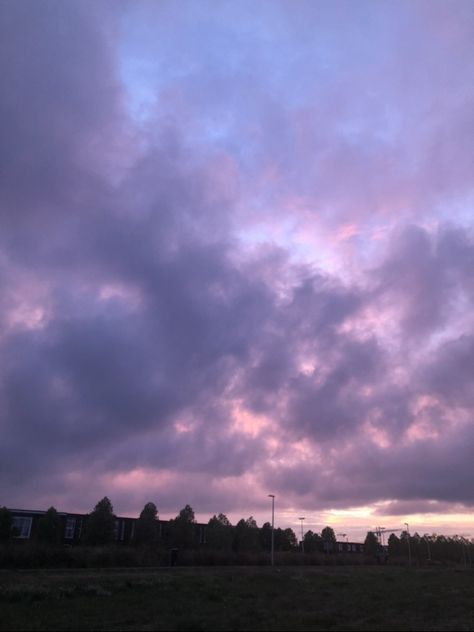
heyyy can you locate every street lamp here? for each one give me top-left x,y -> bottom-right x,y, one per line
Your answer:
268,495 -> 275,567
299,517 -> 305,553
405,522 -> 412,568
423,535 -> 431,561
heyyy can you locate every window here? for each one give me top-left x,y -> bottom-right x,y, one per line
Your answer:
64,517 -> 76,539
12,516 -> 32,539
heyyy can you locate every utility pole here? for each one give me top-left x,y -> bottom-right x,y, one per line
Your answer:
299,517 -> 305,553
268,495 -> 275,566
405,523 -> 412,568
423,535 -> 431,561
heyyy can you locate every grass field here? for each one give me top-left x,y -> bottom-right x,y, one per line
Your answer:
0,565 -> 473,631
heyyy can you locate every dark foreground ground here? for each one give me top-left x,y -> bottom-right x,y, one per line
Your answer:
0,565 -> 473,631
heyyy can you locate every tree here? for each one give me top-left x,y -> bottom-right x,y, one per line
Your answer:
246,516 -> 258,529
259,522 -> 272,551
178,505 -> 195,523
216,513 -> 231,527
303,530 -> 322,553
260,523 -> 297,553
37,507 -> 61,544
233,517 -> 260,552
0,507 -> 13,542
421,534 -> 434,561
364,531 -> 379,557
169,504 -> 196,549
277,528 -> 298,551
206,513 -> 233,551
400,529 -> 413,562
134,502 -> 159,546
85,497 -> 116,545
388,533 -> 401,556
321,526 -> 337,553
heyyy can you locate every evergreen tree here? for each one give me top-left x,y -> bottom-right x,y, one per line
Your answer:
169,504 -> 196,549
321,526 -> 337,553
364,531 -> 379,556
134,502 -> 159,546
85,497 -> 116,545
388,533 -> 401,556
37,507 -> 61,544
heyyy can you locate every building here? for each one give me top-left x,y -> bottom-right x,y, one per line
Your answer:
337,541 -> 364,554
7,508 -> 206,546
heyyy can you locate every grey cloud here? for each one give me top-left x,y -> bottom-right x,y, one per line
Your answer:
372,224 -> 474,340
0,1 -> 125,215
421,335 -> 474,409
263,422 -> 474,510
379,500 -> 473,517
1,0 -> 473,523
283,336 -> 384,441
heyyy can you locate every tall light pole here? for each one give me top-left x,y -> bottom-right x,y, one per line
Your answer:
268,495 -> 275,567
405,522 -> 412,568
423,535 -> 431,561
299,517 -> 305,553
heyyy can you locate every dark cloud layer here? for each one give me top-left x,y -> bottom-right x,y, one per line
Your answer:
0,1 -> 473,529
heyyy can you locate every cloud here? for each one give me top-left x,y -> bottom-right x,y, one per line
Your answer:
372,224 -> 474,339
0,0 -> 473,531
377,500 -> 474,517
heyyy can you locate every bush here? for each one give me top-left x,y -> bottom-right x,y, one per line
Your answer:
0,543 -> 167,569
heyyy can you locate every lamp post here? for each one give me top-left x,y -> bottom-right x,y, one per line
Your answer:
299,517 -> 305,553
424,535 -> 431,561
405,523 -> 412,568
268,495 -> 275,567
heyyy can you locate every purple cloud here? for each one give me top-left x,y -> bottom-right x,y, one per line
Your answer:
0,0 -> 473,537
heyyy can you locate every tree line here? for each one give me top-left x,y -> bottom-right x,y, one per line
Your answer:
2,501 -> 472,566
363,529 -> 473,566
0,499 -> 334,553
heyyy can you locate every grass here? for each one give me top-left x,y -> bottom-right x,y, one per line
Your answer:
0,565 -> 473,631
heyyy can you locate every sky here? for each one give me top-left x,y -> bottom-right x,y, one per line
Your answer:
1,0 -> 473,541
